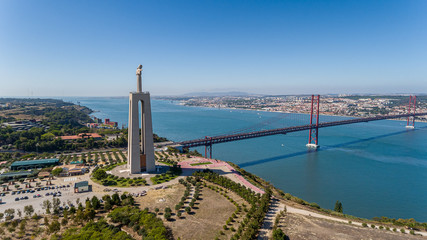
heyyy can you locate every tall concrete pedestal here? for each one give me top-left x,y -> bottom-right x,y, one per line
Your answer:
127,65 -> 155,173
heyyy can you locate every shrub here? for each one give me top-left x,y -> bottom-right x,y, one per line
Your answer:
371,224 -> 375,229
362,223 -> 368,227
400,228 -> 405,233
309,202 -> 320,209
185,207 -> 191,213
164,212 -> 171,221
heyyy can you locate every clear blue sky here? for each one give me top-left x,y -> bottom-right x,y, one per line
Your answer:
1,0 -> 426,96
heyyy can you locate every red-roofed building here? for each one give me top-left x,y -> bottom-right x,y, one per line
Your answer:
105,119 -> 118,128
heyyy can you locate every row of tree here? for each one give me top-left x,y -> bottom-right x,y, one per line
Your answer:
193,170 -> 272,240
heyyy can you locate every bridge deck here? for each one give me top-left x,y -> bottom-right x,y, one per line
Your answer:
176,112 -> 426,148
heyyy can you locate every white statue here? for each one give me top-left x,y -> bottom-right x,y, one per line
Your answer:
136,65 -> 143,92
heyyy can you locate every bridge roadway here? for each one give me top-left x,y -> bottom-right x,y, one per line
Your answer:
175,112 -> 427,148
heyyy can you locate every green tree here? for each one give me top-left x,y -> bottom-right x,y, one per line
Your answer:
24,205 -> 34,217
111,193 -> 121,205
272,229 -> 286,240
19,220 -> 26,235
92,169 -> 107,180
43,199 -> 52,214
164,211 -> 171,221
4,208 -> 15,221
104,200 -> 112,211
52,198 -> 61,214
48,220 -> 61,234
91,196 -> 101,210
52,168 -> 63,176
334,200 -> 343,213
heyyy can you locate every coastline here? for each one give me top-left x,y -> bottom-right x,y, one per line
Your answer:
179,156 -> 427,236
173,100 -> 427,123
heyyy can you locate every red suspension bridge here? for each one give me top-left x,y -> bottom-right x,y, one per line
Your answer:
173,95 -> 425,158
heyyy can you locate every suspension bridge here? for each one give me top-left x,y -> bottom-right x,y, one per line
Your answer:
171,95 -> 425,158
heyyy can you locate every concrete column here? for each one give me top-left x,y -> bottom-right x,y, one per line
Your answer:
128,92 -> 155,173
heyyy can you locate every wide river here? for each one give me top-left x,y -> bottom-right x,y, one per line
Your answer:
64,97 -> 427,222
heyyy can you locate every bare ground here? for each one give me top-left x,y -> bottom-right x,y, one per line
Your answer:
281,213 -> 424,240
164,185 -> 237,240
134,184 -> 185,212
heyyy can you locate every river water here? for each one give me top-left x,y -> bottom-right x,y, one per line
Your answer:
64,97 -> 427,222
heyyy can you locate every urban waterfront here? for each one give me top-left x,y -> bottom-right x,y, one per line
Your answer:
67,97 -> 427,222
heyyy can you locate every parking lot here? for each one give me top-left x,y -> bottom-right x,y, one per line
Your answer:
0,177 -> 104,216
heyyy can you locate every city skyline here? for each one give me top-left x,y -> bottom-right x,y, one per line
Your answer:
1,0 -> 427,97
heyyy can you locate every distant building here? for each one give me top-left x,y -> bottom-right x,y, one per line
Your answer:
10,158 -> 60,170
105,133 -> 121,141
54,164 -> 87,176
105,119 -> 118,128
0,171 -> 35,180
2,120 -> 48,131
74,181 -> 90,193
60,133 -> 102,141
87,123 -> 100,128
38,171 -> 51,178
93,117 -> 103,124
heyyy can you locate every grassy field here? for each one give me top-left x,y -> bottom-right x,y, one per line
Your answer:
150,172 -> 179,185
190,162 -> 212,166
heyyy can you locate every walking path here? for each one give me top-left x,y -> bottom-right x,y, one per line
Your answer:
284,204 -> 427,237
257,197 -> 285,240
179,157 -> 264,194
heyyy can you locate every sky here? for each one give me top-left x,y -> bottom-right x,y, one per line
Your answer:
0,0 -> 426,97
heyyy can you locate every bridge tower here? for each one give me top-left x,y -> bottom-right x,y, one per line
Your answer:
204,136 -> 212,159
306,95 -> 320,149
406,95 -> 417,129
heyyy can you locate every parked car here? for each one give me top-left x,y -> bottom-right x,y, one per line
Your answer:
15,198 -> 19,201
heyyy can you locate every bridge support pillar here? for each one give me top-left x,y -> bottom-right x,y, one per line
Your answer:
204,136 -> 212,159
307,95 -> 320,149
406,95 -> 416,129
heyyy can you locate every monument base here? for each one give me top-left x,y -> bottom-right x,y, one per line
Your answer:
140,154 -> 147,172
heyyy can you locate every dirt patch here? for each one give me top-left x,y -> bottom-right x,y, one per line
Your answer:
164,185 -> 237,240
281,213 -> 423,240
135,184 -> 185,211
